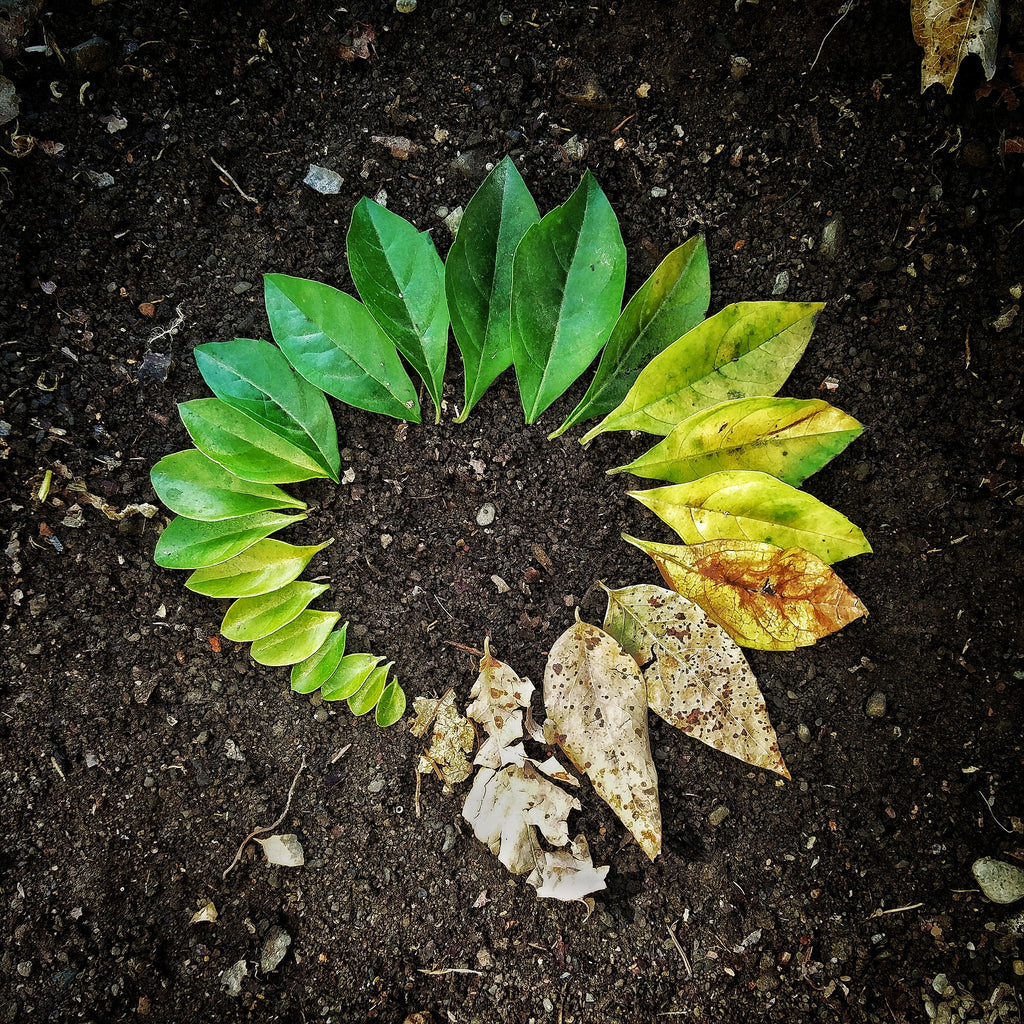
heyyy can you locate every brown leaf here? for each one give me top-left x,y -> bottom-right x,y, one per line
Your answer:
624,535 -> 867,651
414,690 -> 474,788
465,638 -> 535,769
911,0 -> 999,93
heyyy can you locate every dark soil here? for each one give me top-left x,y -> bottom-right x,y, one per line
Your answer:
2,1 -> 1023,1021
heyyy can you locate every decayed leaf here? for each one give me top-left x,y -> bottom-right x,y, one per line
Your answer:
465,638 -> 535,769
189,902 -> 218,924
544,615 -> 661,860
624,535 -> 867,651
527,834 -> 609,902
911,0 -> 999,93
602,584 -> 788,778
255,833 -> 305,867
415,690 -> 474,789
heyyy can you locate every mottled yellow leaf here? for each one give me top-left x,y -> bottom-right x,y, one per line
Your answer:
911,0 -> 999,93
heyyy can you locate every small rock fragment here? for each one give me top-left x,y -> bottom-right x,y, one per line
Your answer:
443,206 -> 464,236
491,575 -> 510,594
138,351 -> 172,383
220,959 -> 248,996
819,213 -> 845,260
476,502 -> 496,526
304,164 -> 343,194
256,834 -> 305,868
972,857 -> 1024,904
708,805 -> 730,826
865,690 -> 887,718
797,723 -> 811,743
0,75 -> 19,126
68,36 -> 115,75
772,270 -> 791,295
261,925 -> 292,972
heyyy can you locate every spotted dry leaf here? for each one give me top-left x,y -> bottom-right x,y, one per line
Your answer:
414,690 -> 474,789
601,583 -> 789,779
544,615 -> 661,861
911,0 -> 999,93
624,535 -> 867,651
465,638 -> 535,770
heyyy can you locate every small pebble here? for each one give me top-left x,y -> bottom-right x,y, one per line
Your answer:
476,502 -> 496,526
17,961 -> 31,977
797,723 -> 811,743
972,857 -> 1024,904
368,777 -> 385,793
261,926 -> 292,973
819,213 -> 845,260
499,9 -> 513,25
396,0 -> 417,11
772,270 -> 790,295
232,281 -> 252,295
650,186 -> 668,198
865,690 -> 887,718
304,164 -> 344,195
708,805 -> 730,826
443,206 -> 464,236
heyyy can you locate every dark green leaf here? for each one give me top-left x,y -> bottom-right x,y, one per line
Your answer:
375,679 -> 407,727
154,511 -> 306,569
184,538 -> 331,598
291,625 -> 349,694
221,581 -> 330,642
348,663 -> 392,715
250,609 -> 341,667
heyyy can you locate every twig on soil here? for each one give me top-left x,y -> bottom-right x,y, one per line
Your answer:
866,902 -> 924,919
210,156 -> 258,203
980,791 -> 1014,833
418,968 -> 483,976
807,1 -> 855,74
223,754 -> 306,880
666,921 -> 693,979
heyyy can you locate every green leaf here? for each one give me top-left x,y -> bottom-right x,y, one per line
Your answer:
579,301 -> 825,443
347,198 -> 449,423
630,470 -> 872,564
184,539 -> 331,598
290,624 -> 348,694
154,511 -> 307,569
264,274 -> 421,422
347,662 -> 392,715
194,338 -> 340,482
221,581 -> 330,642
320,653 -> 383,702
179,398 -> 330,484
446,156 -> 540,422
250,609 -> 341,667
375,679 -> 407,727
511,170 -> 626,423
550,237 -> 710,438
151,450 -> 307,521
611,397 -> 864,486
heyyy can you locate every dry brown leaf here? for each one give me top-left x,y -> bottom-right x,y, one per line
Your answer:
602,584 -> 789,779
544,615 -> 661,861
415,691 -> 474,789
624,535 -> 867,651
911,0 -> 999,93
465,638 -> 535,769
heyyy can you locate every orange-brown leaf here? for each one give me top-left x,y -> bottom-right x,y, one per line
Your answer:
911,0 -> 999,93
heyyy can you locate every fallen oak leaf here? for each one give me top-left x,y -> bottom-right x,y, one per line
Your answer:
624,535 -> 867,651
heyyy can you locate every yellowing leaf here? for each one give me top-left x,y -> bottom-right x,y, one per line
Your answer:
911,0 -> 999,93
544,615 -> 661,860
415,690 -> 475,789
465,638 -> 535,769
624,535 -> 868,651
601,584 -> 789,778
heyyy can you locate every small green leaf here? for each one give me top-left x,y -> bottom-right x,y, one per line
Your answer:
348,662 -> 392,715
630,470 -> 872,564
250,609 -> 341,667
179,398 -> 330,483
611,397 -> 864,485
320,653 -> 383,701
579,301 -> 825,443
221,581 -> 330,642
446,156 -> 540,422
347,198 -> 449,423
194,338 -> 340,482
151,450 -> 307,521
511,170 -> 626,423
154,511 -> 306,569
264,274 -> 421,422
551,237 -> 710,438
375,679 -> 407,726
290,624 -> 349,693
185,539 -> 331,598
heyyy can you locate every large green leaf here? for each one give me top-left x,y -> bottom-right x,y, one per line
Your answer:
151,450 -> 306,521
250,609 -> 341,667
550,237 -> 710,438
347,662 -> 392,715
611,397 -> 863,486
630,470 -> 872,563
290,624 -> 349,694
221,581 -> 330,642
264,274 -> 421,422
320,653 -> 383,702
154,511 -> 307,569
446,156 -> 540,423
511,171 -> 626,423
579,301 -> 824,443
179,398 -> 330,484
347,198 -> 449,423
184,539 -> 331,598
375,679 -> 407,727
194,338 -> 339,482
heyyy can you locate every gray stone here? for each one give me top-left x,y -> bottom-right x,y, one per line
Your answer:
304,164 -> 343,195
865,690 -> 886,718
972,857 -> 1024,904
0,75 -> 18,126
476,502 -> 496,527
220,958 -> 248,996
68,36 -> 115,76
819,213 -> 845,260
261,926 -> 292,973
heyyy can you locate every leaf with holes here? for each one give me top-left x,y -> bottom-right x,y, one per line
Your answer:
154,511 -> 307,569
911,0 -> 999,93
184,539 -> 331,599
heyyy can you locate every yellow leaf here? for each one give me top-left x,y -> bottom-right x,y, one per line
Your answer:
911,0 -> 999,93
624,535 -> 867,651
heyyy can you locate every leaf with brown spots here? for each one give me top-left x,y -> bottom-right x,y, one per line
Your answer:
465,637 -> 535,770
911,0 -> 999,93
543,614 -> 661,860
624,535 -> 867,651
601,583 -> 789,778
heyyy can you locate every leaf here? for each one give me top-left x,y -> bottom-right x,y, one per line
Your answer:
465,637 -> 536,769
610,397 -> 863,487
630,471 -> 872,564
151,450 -> 307,521
601,584 -> 788,778
221,581 -> 330,642
527,834 -> 609,902
511,170 -> 627,423
250,609 -> 341,666
194,338 -> 340,482
347,662 -> 392,715
415,690 -> 475,788
290,624 -> 348,694
624,535 -> 868,650
264,273 -> 421,422
320,653 -> 383,702
347,198 -> 449,422
375,679 -> 407,727
446,156 -> 541,422
579,301 -> 824,443
543,615 -> 661,860
154,511 -> 307,569
178,398 -> 330,483
184,539 -> 331,598
255,834 -> 305,867
911,0 -> 999,93
551,237 -> 711,438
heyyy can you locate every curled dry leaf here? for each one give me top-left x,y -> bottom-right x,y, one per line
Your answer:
189,902 -> 218,924
601,584 -> 789,778
414,690 -> 474,789
911,0 -> 999,93
624,535 -> 867,651
544,615 -> 661,860
465,637 -> 535,769
527,834 -> 609,902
